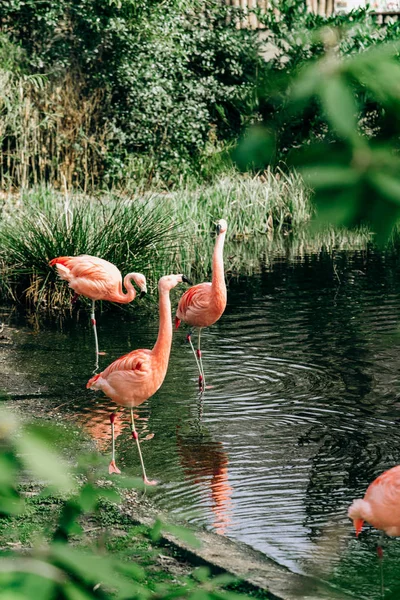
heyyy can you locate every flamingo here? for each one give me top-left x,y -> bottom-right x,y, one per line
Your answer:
49,255 -> 147,358
86,273 -> 191,485
348,465 -> 400,538
175,219 -> 227,390
348,465 -> 400,596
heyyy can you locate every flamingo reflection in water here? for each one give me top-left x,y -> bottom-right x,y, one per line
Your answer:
176,426 -> 233,535
75,405 -> 154,469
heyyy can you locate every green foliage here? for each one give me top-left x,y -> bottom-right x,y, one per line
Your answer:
0,0 -> 262,187
234,1 -> 400,241
0,408 -> 253,600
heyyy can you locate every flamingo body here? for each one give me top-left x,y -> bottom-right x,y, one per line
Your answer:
175,219 -> 227,389
86,274 -> 189,483
87,348 -> 161,408
49,255 -> 146,303
176,282 -> 226,329
348,465 -> 400,537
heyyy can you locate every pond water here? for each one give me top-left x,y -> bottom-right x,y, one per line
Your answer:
3,244 -> 400,599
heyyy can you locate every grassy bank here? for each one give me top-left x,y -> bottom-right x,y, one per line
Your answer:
0,169 -> 372,312
0,405 -> 268,600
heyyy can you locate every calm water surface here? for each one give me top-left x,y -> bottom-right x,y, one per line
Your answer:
4,246 -> 400,598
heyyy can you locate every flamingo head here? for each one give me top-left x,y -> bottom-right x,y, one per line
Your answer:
132,273 -> 147,298
216,219 -> 228,235
348,499 -> 369,538
158,274 -> 192,292
353,518 -> 364,538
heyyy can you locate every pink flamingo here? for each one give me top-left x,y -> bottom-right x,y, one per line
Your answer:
175,219 -> 227,390
348,465 -> 400,538
86,273 -> 191,485
49,255 -> 147,357
348,465 -> 400,595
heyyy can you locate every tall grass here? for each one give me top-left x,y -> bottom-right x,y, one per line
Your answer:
0,62 -> 110,191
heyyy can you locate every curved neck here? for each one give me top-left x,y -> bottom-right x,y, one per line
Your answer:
212,232 -> 226,294
114,274 -> 137,303
152,288 -> 172,365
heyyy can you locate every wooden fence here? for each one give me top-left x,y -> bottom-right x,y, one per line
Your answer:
224,0 -> 398,27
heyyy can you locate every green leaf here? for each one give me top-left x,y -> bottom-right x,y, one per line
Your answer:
150,518 -> 162,542
116,561 -> 145,581
162,523 -> 201,548
186,590 -> 211,600
0,493 -> 24,516
77,484 -> 100,512
204,573 -> 238,587
62,583 -> 94,600
51,545 -> 143,596
318,76 -> 359,142
313,189 -> 360,227
192,567 -> 210,583
111,476 -> 146,491
290,61 -> 322,103
300,166 -> 360,189
232,126 -> 275,172
369,172 -> 400,206
16,429 -> 74,494
0,454 -> 18,487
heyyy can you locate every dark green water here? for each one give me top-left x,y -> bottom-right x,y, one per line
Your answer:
3,245 -> 400,599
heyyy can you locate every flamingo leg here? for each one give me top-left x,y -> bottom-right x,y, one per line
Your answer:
90,299 -> 100,359
187,331 -> 203,388
377,535 -> 385,599
109,413 -> 121,474
130,408 -> 156,486
197,328 -> 206,390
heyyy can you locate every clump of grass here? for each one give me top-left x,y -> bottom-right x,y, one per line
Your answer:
0,186 -> 177,311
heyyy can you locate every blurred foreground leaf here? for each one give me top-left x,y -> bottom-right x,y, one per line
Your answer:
232,126 -> 275,172
17,428 -> 74,494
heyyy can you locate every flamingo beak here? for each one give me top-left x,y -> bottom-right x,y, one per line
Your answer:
216,224 -> 221,234
139,284 -> 147,298
354,518 -> 364,538
182,275 -> 192,285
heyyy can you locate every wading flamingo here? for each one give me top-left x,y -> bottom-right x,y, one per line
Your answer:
175,219 -> 227,390
348,465 -> 400,538
86,273 -> 191,485
49,255 -> 147,358
348,465 -> 400,595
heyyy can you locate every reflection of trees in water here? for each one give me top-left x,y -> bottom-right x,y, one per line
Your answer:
176,424 -> 233,535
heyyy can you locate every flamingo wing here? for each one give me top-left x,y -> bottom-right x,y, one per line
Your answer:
101,349 -> 152,380
50,255 -> 121,299
65,255 -> 119,281
367,465 -> 400,506
176,283 -> 211,322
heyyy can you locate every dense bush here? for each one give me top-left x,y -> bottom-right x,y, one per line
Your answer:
0,0 -> 263,187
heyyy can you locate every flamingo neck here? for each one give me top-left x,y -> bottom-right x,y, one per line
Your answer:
152,288 -> 172,367
211,232 -> 227,305
114,274 -> 137,303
